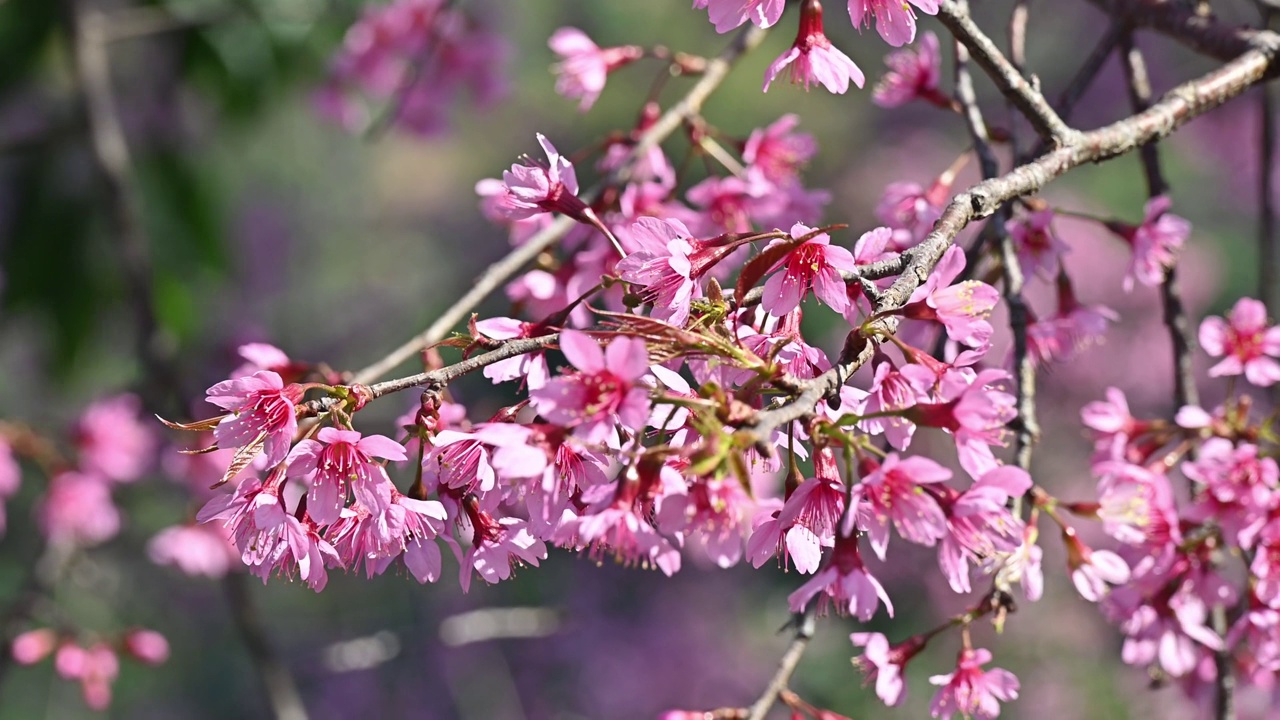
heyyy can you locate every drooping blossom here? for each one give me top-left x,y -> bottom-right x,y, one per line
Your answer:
452,510 -> 548,592
856,453 -> 950,559
761,223 -> 857,316
1025,274 -> 1117,367
787,532 -> 894,620
1107,195 -> 1190,291
1110,587 -> 1225,677
1253,519 -> 1280,608
764,0 -> 865,94
928,647 -> 1019,720
898,246 -> 999,349
205,370 -> 302,469
286,427 -> 406,525
1006,209 -> 1069,280
743,114 -> 817,185
73,394 -> 157,483
873,31 -> 944,107
1199,297 -> 1280,386
876,177 -> 949,250
696,0 -> 787,33
906,369 -> 1016,479
1063,531 -> 1130,602
849,0 -> 940,47
1080,387 -> 1145,461
616,217 -> 700,326
852,362 -> 928,450
548,27 -> 644,111
530,330 -> 652,445
474,317 -> 551,389
934,466 -> 1031,593
748,450 -> 846,572
851,632 -> 927,706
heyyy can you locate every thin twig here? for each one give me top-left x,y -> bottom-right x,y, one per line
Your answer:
1054,22 -> 1126,126
1260,9 -> 1277,316
1119,29 -> 1227,720
954,2 -> 1038,481
938,0 -> 1077,144
351,24 -> 768,385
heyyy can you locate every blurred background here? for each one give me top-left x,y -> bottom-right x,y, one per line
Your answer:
0,0 -> 1275,717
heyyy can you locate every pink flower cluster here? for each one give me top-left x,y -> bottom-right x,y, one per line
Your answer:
12,627 -> 168,710
316,0 -> 507,136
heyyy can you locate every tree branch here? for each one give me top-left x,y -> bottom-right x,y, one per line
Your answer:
743,609 -> 816,720
744,32 -> 1275,443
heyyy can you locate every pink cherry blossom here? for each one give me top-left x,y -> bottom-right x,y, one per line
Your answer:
857,453 -> 951,559
1025,286 -> 1117,367
474,317 -> 551,389
205,370 -> 301,469
855,362 -> 927,450
286,427 -> 406,526
1064,532 -> 1131,602
764,0 -> 864,94
743,114 -> 817,185
549,27 -> 643,111
907,369 -> 1016,478
1006,209 -> 1070,280
696,0 -> 787,33
1182,439 -> 1279,549
685,172 -> 784,233
11,629 -> 57,665
873,31 -> 944,107
1112,589 -> 1225,677
486,134 -> 588,222
899,246 -> 999,349
849,0 -> 940,47
851,632 -> 927,706
876,179 -> 947,250
928,647 -> 1019,720
121,629 -> 169,665
452,512 -> 547,592
761,223 -> 857,316
37,471 -> 120,547
616,217 -> 700,326
530,330 -> 652,444
787,532 -> 894,620
1108,195 -> 1190,291
147,522 -> 241,578
934,466 -> 1031,593
1199,297 -> 1280,386
316,0 -> 507,137
73,394 -> 156,483
986,527 -> 1044,602
1250,519 -> 1280,607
